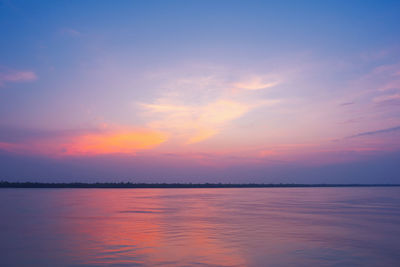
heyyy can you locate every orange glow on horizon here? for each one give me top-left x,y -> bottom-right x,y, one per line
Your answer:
64,130 -> 167,156
0,129 -> 167,156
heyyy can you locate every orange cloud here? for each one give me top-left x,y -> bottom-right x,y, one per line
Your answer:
64,130 -> 167,155
186,128 -> 217,144
142,100 -> 251,144
0,129 -> 166,156
233,76 -> 280,90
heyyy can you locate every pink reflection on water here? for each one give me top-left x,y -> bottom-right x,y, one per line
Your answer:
1,188 -> 400,266
54,189 -> 247,266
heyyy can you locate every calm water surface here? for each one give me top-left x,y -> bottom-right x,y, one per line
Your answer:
1,188 -> 400,266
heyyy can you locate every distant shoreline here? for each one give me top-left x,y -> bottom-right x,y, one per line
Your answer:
1,182 -> 399,189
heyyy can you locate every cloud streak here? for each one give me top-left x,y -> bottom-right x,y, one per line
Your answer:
347,126 -> 400,139
233,76 -> 281,90
0,69 -> 37,86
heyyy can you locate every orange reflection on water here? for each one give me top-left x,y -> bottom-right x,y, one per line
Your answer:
6,188 -> 399,266
55,189 -> 246,266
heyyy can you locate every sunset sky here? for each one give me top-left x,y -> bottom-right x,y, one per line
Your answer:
1,0 -> 400,183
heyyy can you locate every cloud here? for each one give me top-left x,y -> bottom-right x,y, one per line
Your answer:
64,130 -> 166,155
339,101 -> 354,106
347,126 -> 400,139
373,93 -> 400,103
0,69 -> 37,86
233,76 -> 280,90
366,63 -> 400,91
142,99 -> 253,144
0,127 -> 166,156
372,93 -> 400,107
139,66 -> 282,144
378,80 -> 400,91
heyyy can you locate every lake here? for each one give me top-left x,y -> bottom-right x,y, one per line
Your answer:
1,187 -> 399,266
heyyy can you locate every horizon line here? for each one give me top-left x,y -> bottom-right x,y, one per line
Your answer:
1,181 -> 400,189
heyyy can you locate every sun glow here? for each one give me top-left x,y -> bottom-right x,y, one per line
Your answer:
64,130 -> 167,155
0,129 -> 167,156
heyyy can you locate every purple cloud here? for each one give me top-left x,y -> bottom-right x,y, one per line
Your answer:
348,126 -> 400,139
0,69 -> 37,86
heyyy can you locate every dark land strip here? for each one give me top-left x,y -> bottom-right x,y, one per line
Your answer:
1,181 -> 399,188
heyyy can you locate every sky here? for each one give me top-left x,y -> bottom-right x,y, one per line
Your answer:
0,0 -> 400,183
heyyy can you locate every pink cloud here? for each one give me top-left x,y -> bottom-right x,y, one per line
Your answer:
0,69 -> 37,86
373,93 -> 400,103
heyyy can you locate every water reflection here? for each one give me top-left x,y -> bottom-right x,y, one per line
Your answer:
1,188 -> 400,266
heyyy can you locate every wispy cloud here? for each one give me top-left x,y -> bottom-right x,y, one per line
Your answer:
339,101 -> 354,106
142,99 -> 254,144
347,126 -> 400,139
373,93 -> 400,105
140,67 -> 282,144
233,76 -> 281,90
0,69 -> 37,86
367,63 -> 400,92
378,80 -> 400,91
